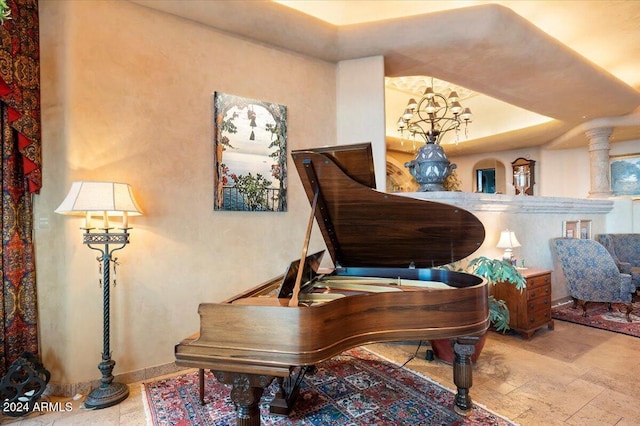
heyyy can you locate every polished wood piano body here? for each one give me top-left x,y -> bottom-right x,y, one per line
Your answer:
176,144 -> 489,425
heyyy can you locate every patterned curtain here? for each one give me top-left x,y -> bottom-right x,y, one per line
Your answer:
0,0 -> 41,376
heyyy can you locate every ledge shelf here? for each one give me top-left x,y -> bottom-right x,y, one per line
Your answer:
398,192 -> 614,214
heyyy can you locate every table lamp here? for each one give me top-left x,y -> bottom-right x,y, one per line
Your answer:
496,229 -> 521,262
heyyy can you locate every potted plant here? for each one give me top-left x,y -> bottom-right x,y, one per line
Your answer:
467,256 -> 526,332
428,256 -> 526,363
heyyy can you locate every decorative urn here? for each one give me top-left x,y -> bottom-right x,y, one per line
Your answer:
405,141 -> 456,192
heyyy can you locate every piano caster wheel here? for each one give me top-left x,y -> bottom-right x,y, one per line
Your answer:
425,349 -> 435,362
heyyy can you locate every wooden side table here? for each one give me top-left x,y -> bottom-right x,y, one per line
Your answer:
492,268 -> 554,339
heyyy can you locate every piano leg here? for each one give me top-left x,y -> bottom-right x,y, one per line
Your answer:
213,371 -> 274,426
199,369 -> 204,405
452,336 -> 479,415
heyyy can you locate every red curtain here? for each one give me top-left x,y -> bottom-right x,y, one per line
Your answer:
0,0 -> 41,376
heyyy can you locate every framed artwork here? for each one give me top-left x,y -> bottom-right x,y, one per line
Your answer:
579,220 -> 592,239
213,92 -> 288,211
562,220 -> 579,238
610,153 -> 640,196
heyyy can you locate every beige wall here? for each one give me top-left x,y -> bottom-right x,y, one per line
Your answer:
37,0 -> 336,384
337,56 -> 386,190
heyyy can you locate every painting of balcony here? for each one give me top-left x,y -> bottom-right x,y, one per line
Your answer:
213,92 -> 287,211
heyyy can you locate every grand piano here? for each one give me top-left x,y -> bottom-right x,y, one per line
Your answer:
175,143 -> 489,425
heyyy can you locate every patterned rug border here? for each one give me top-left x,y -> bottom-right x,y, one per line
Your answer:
142,346 -> 517,426
141,383 -> 153,426
551,300 -> 640,338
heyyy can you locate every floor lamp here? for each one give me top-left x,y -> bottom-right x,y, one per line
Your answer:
56,181 -> 143,409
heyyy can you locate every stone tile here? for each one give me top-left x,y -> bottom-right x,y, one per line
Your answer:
12,417 -> 55,426
584,387 -> 640,423
118,408 -> 147,426
475,376 -> 519,396
472,385 -> 533,420
116,391 -> 144,417
565,404 -> 623,426
617,418 -> 640,426
516,377 -> 605,417
479,391 -> 557,425
50,406 -> 120,425
512,404 -> 572,426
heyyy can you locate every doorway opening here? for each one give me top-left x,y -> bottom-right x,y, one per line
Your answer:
473,158 -> 506,194
476,168 -> 496,193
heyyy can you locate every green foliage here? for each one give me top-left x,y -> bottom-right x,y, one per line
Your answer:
0,0 -> 11,23
266,122 -> 284,165
488,296 -> 510,333
468,256 -> 526,290
220,119 -> 238,135
468,256 -> 525,333
444,256 -> 526,333
233,173 -> 272,211
219,118 -> 237,149
443,169 -> 461,191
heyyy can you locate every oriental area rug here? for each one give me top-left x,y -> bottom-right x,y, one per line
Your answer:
551,300 -> 640,338
142,347 -> 514,425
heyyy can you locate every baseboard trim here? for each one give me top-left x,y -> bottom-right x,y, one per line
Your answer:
45,361 -> 190,397
552,296 -> 572,306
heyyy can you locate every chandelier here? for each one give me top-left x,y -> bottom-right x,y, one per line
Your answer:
401,78 -> 473,192
397,78 -> 472,145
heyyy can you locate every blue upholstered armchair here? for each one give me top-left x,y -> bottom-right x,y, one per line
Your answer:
596,234 -> 640,290
552,238 -> 635,321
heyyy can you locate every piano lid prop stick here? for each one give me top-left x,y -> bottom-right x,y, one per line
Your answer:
289,187 -> 319,307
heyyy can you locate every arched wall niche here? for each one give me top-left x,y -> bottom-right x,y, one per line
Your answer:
472,158 -> 507,194
386,157 -> 418,192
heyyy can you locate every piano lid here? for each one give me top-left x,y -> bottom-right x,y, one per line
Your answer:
292,143 -> 485,269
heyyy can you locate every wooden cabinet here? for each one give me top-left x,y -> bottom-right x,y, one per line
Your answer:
492,269 -> 554,339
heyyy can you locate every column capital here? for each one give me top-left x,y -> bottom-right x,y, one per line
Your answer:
585,126 -> 613,145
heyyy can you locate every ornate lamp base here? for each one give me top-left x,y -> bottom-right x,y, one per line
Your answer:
84,382 -> 129,409
84,357 -> 129,409
81,232 -> 131,411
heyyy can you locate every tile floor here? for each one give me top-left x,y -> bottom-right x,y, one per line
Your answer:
3,319 -> 640,425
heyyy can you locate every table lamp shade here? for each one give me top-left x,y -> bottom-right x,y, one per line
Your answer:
496,230 -> 521,249
55,181 -> 143,216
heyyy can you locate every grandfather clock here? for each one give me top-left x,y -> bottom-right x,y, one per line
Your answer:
512,157 -> 536,195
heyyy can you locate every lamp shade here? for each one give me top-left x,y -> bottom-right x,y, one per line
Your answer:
496,230 -> 521,249
55,181 -> 143,216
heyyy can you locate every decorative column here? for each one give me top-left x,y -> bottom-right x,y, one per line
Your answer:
585,127 -> 613,198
